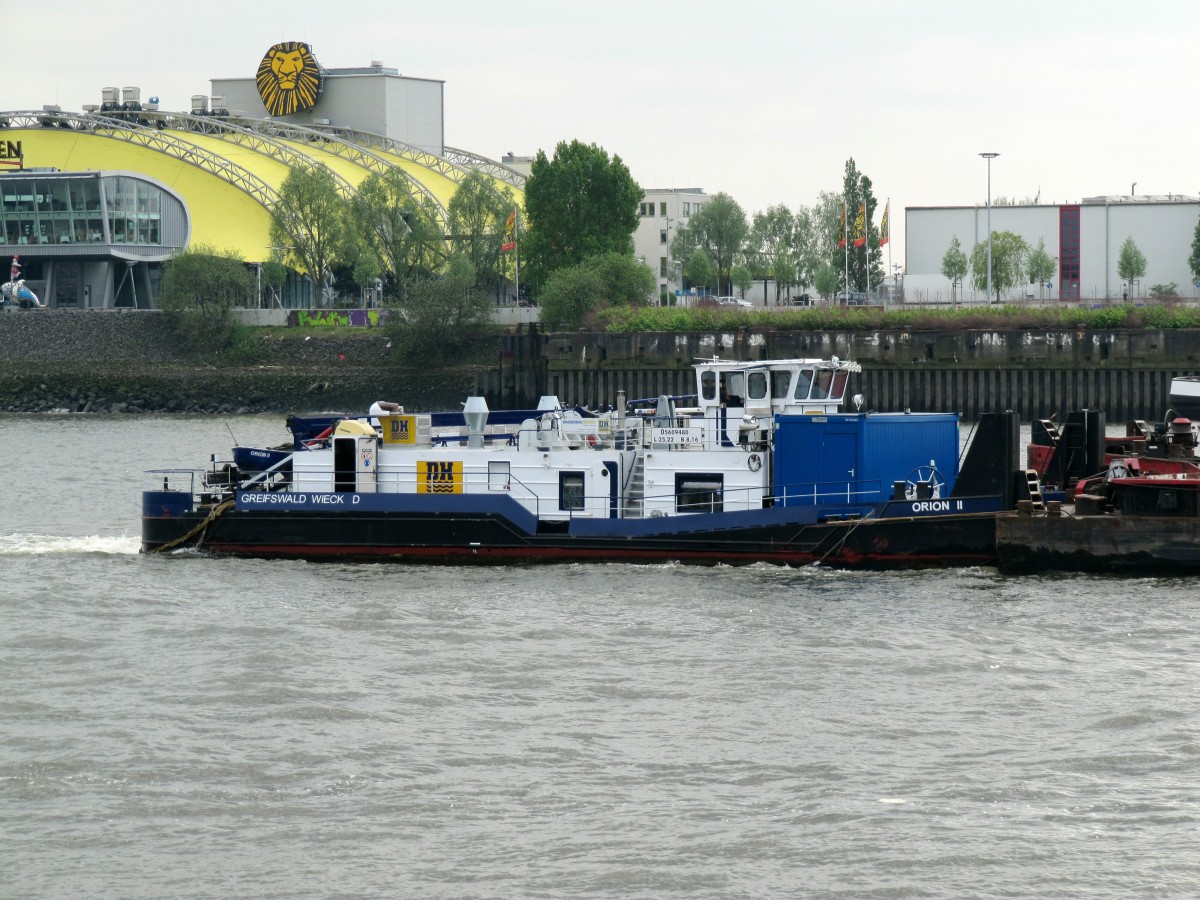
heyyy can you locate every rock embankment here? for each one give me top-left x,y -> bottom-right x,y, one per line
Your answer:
0,309 -> 476,413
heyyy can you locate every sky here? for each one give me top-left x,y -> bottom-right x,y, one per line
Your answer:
3,0 -> 1197,268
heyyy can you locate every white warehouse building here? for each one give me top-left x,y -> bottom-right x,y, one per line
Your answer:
905,196 -> 1199,303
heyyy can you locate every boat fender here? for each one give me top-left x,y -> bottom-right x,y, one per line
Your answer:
747,453 -> 763,472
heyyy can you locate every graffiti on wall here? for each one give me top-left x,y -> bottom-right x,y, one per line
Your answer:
288,309 -> 387,328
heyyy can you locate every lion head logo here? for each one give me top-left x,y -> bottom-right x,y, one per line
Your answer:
257,41 -> 323,117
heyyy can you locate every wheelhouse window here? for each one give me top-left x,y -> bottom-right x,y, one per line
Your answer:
701,370 -> 717,401
746,370 -> 769,403
811,369 -> 834,399
559,471 -> 585,510
771,370 -> 792,400
794,369 -> 814,400
676,473 -> 724,513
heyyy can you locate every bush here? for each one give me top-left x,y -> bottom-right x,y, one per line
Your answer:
385,268 -> 498,367
536,252 -> 656,328
158,243 -> 256,353
537,265 -> 605,329
597,302 -> 1200,334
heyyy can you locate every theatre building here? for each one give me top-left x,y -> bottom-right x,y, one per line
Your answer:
0,40 -> 524,309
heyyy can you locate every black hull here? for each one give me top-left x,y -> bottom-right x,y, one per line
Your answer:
143,507 -> 998,570
997,512 -> 1200,575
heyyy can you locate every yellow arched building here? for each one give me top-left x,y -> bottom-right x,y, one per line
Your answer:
0,43 -> 524,308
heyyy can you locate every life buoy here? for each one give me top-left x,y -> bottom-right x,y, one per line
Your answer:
747,453 -> 763,472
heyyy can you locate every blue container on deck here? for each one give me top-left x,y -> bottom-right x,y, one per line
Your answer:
773,412 -> 960,507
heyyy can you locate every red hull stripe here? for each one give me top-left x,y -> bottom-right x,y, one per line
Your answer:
202,543 -> 994,566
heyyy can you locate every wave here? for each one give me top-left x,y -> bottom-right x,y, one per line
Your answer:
0,532 -> 140,555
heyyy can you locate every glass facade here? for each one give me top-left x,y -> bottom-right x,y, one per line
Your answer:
0,173 -> 165,247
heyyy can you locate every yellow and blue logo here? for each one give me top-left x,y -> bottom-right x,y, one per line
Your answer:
382,415 -> 416,445
418,460 -> 462,494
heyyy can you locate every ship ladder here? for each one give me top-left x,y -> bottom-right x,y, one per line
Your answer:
624,457 -> 645,518
1023,469 -> 1046,512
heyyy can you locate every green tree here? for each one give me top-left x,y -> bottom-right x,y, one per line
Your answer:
970,231 -> 1029,302
749,204 -> 794,302
351,169 -> 446,290
269,163 -> 349,306
157,243 -> 256,352
732,264 -> 754,298
260,255 -> 288,308
1026,238 -> 1056,301
522,140 -> 641,295
941,236 -> 969,304
270,160 -> 350,304
1190,213 -> 1200,283
791,204 -> 823,292
1117,236 -> 1148,300
835,158 -> 885,293
386,256 -> 496,366
683,248 -> 716,294
447,170 -> 516,300
814,264 -> 839,300
669,192 -> 748,296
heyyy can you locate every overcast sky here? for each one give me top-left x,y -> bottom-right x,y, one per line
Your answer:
3,0 -> 1197,267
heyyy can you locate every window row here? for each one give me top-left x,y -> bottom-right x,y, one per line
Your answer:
486,461 -> 725,515
700,368 -> 846,405
639,201 -> 704,218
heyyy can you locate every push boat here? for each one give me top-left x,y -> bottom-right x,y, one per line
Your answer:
998,409 -> 1200,573
142,356 -> 1021,568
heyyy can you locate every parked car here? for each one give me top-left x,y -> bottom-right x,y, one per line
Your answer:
789,293 -> 814,306
836,291 -> 871,306
715,296 -> 753,308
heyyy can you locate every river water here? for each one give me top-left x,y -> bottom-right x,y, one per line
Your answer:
2,414 -> 1199,898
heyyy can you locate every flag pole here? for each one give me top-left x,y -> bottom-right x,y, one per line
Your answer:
843,199 -> 849,297
864,200 -> 870,301
886,197 -> 892,277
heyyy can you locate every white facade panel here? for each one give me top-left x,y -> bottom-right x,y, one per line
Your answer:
210,72 -> 444,154
906,202 -> 1199,303
1079,205 -> 1109,301
384,78 -> 444,156
1103,203 -> 1198,299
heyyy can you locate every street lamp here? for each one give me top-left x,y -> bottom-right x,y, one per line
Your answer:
980,152 -> 999,304
664,216 -> 679,305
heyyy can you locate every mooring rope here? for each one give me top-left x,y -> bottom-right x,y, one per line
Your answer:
144,498 -> 235,554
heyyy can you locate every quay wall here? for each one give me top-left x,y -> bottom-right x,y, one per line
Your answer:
485,328 -> 1200,421
3,309 -> 1200,421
